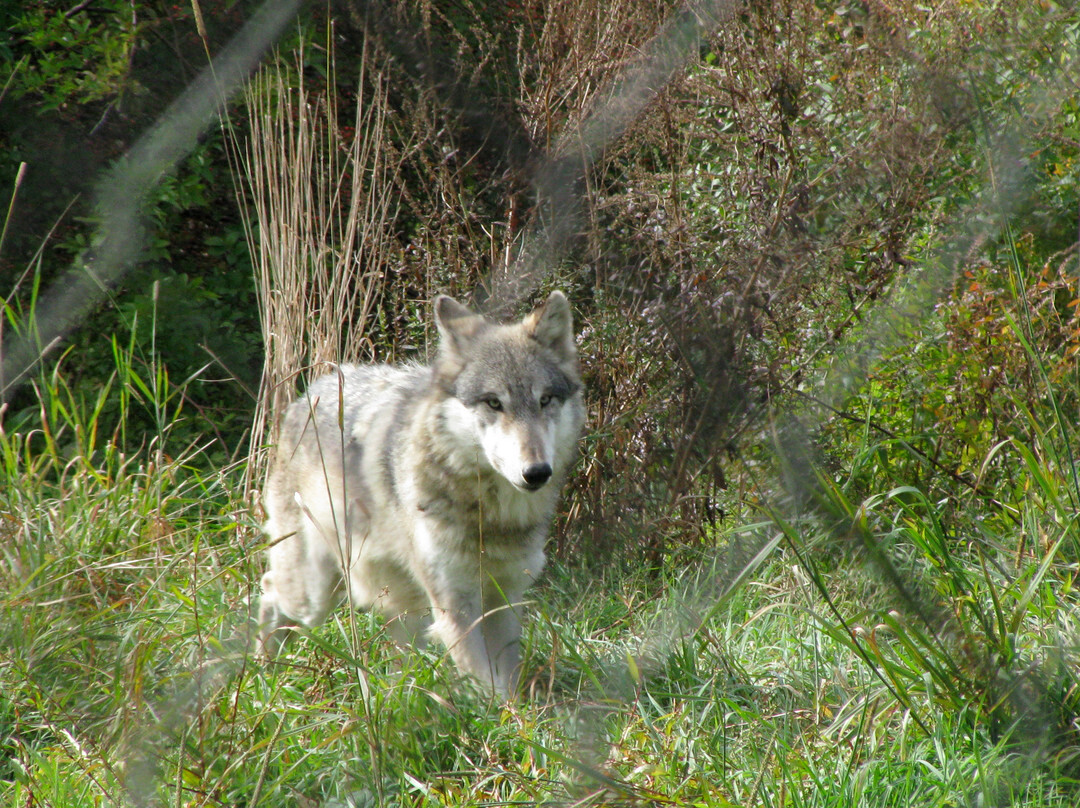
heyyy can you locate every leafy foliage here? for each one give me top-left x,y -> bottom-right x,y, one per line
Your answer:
8,1 -> 144,111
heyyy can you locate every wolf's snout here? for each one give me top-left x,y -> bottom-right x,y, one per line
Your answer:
521,462 -> 552,489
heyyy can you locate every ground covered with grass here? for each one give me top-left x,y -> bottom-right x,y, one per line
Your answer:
1,328 -> 1078,805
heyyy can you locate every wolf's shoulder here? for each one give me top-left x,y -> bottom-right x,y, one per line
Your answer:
305,361 -> 430,397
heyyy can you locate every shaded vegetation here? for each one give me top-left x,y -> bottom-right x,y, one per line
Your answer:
2,0 -> 1080,805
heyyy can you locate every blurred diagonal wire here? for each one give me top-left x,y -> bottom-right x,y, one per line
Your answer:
0,0 -> 304,403
612,43 -> 1080,778
488,0 -> 739,313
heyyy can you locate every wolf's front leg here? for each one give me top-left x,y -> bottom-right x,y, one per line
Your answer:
436,591 -> 524,695
478,592 -> 524,696
422,579 -> 524,696
426,593 -> 498,694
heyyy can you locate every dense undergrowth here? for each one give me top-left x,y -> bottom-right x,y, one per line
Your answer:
3,0 -> 1080,805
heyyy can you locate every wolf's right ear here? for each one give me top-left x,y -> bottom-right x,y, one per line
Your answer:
435,296 -> 485,349
434,296 -> 486,385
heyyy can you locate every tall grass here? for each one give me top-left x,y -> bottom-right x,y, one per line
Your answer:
0,312 -> 261,803
758,218 -> 1080,780
237,40 -> 401,486
3,339 -> 1079,803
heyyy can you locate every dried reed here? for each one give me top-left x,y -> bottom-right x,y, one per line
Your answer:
238,41 -> 402,490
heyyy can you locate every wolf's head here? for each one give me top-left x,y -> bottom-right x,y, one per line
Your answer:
434,291 -> 584,492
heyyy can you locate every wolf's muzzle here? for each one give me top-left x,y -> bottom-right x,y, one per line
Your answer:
521,462 -> 553,490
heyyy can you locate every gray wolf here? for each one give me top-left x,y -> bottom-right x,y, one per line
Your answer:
258,291 -> 585,696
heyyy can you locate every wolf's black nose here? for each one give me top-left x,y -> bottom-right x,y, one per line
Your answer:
522,463 -> 552,488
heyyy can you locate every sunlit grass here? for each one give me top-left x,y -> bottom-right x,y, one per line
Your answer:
5,346 -> 1080,805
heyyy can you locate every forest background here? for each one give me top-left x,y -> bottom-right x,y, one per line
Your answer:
3,0 -> 1080,805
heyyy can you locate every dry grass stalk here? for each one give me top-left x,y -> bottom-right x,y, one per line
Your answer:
238,42 -> 401,490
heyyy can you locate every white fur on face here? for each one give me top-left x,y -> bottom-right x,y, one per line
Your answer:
552,394 -> 585,469
441,396 -> 562,491
479,415 -> 557,490
440,398 -> 490,469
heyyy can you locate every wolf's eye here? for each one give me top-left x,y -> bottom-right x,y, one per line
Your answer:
484,397 -> 503,411
539,393 -> 553,408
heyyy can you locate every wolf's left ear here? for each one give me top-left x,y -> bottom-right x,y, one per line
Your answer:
525,291 -> 576,361
434,296 -> 488,388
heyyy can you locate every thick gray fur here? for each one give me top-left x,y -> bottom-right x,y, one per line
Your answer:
259,291 -> 585,696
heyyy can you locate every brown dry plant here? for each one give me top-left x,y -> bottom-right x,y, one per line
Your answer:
238,42 -> 402,489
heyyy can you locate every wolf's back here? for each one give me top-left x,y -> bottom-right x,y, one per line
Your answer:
276,362 -> 426,453
266,363 -> 431,517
